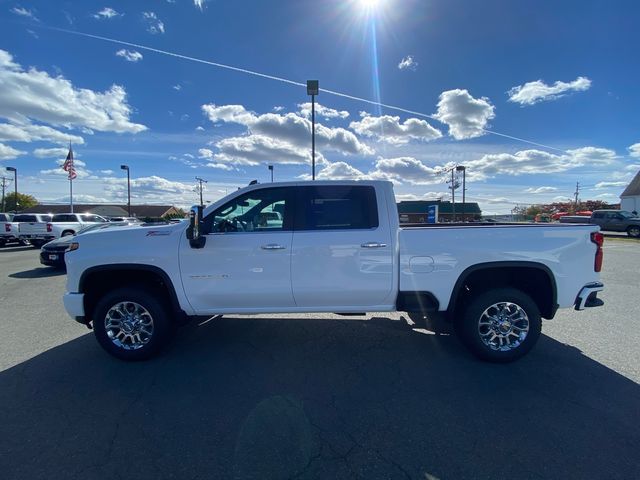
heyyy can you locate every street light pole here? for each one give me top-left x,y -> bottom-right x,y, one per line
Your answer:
307,80 -> 319,180
456,165 -> 466,221
6,167 -> 17,213
450,168 -> 455,222
268,165 -> 274,182
120,165 -> 131,216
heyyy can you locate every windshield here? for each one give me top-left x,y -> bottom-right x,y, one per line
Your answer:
619,211 -> 637,218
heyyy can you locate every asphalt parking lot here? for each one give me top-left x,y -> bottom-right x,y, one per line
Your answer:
0,240 -> 639,479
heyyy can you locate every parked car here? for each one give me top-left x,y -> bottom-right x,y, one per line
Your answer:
0,212 -> 21,247
40,222 -> 131,268
15,213 -> 54,248
108,217 -> 142,224
49,213 -> 108,239
63,181 -> 604,363
559,210 -> 640,237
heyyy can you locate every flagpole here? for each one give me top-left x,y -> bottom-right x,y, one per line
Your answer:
69,142 -> 73,213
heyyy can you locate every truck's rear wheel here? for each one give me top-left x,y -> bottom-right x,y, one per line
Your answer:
627,225 -> 640,238
455,288 -> 541,362
93,287 -> 173,361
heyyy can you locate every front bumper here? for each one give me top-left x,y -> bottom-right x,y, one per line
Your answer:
575,282 -> 604,310
40,249 -> 67,267
63,292 -> 86,324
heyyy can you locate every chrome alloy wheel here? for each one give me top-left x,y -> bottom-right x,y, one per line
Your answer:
104,301 -> 154,350
477,302 -> 529,351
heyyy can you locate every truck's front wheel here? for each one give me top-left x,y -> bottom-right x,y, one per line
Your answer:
456,288 -> 541,363
93,287 -> 173,361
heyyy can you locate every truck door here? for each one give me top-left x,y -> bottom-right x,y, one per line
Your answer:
179,187 -> 296,313
290,185 -> 394,309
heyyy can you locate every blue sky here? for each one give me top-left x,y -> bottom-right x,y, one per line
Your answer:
1,0 -> 639,213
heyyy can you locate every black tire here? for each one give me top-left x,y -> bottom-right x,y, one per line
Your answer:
0,240 -> 5,248
61,230 -> 75,237
93,287 -> 174,361
627,225 -> 640,238
455,288 -> 541,363
30,240 -> 44,249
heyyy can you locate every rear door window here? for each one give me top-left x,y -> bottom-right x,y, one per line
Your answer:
14,215 -> 37,222
52,214 -> 76,222
297,186 -> 378,230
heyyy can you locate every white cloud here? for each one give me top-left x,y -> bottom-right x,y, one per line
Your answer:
628,143 -> 640,158
0,123 -> 84,145
195,126 -> 205,131
396,192 -> 445,201
202,104 -> 373,156
273,106 -> 284,112
116,49 -> 143,62
0,143 -> 26,160
314,162 -> 366,180
142,12 -> 165,34
173,84 -> 182,91
194,0 -> 206,11
349,112 -> 442,145
372,157 -> 441,185
566,147 -> 617,165
99,170 -> 114,175
595,181 -> 628,189
10,6 -> 38,21
508,76 -> 592,106
524,186 -> 558,194
33,147 -> 70,158
298,102 -> 349,120
104,176 -> 197,204
203,135 -> 326,166
93,8 -> 121,20
465,147 -> 617,180
0,49 -> 146,135
398,55 -> 418,71
433,89 -> 495,140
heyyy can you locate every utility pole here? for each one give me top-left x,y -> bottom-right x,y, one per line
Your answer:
1,176 -> 10,212
574,181 -> 580,207
195,177 -> 208,206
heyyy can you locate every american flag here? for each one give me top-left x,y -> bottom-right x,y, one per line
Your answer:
62,145 -> 77,180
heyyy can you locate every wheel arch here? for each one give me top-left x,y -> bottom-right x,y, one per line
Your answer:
79,264 -> 186,324
447,261 -> 558,320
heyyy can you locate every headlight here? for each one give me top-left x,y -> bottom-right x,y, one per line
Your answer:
68,242 -> 80,252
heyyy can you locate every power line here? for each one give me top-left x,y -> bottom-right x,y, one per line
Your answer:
42,26 -> 569,155
195,177 -> 208,206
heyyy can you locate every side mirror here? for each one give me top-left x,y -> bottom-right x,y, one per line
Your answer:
186,205 -> 207,249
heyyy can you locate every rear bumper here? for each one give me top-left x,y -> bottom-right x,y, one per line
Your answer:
574,282 -> 604,310
63,292 -> 86,324
20,234 -> 55,242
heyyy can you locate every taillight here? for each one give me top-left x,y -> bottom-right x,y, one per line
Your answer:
4,223 -> 10,232
46,223 -> 53,233
591,231 -> 604,272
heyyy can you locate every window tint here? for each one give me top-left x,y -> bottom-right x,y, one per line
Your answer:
38,215 -> 53,222
14,215 -> 37,222
299,186 -> 378,230
592,212 -> 604,219
52,214 -> 76,222
0,213 -> 12,221
84,215 -> 105,222
205,187 -> 291,233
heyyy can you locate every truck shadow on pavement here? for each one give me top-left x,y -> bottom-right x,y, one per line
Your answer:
0,316 -> 638,480
8,267 -> 66,279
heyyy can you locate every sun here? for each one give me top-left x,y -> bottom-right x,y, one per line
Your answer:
358,0 -> 384,11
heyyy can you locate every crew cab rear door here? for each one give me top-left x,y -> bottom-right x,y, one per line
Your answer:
290,185 -> 394,309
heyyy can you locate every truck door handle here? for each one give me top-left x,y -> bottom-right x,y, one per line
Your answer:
261,244 -> 286,250
361,242 -> 387,248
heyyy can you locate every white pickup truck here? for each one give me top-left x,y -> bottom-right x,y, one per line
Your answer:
63,181 -> 605,362
49,213 -> 109,239
15,213 -> 54,247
